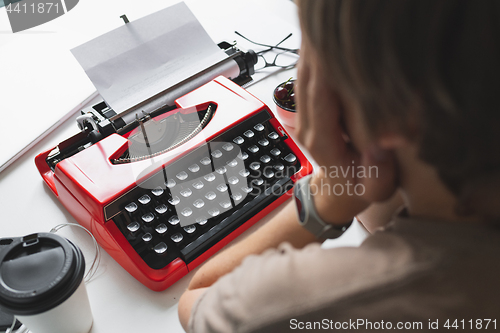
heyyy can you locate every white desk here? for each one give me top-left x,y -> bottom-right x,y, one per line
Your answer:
0,1 -> 367,331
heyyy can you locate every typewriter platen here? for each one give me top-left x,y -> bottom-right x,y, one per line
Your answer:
35,75 -> 312,291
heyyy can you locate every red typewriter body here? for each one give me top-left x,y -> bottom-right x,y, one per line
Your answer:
35,76 -> 312,291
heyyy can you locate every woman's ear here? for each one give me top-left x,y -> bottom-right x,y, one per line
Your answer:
358,133 -> 407,202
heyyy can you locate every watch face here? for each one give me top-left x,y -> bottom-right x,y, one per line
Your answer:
294,182 -> 306,223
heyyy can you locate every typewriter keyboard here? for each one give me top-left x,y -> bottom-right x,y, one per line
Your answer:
109,110 -> 300,269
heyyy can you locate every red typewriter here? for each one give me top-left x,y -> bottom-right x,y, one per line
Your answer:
35,76 -> 312,291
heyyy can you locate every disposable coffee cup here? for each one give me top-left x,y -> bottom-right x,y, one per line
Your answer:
0,233 -> 93,333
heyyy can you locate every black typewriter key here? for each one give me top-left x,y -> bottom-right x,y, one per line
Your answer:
142,233 -> 153,242
196,216 -> 208,225
222,143 -> 234,151
244,130 -> 254,138
254,123 -> 265,132
233,136 -> 244,145
181,207 -> 193,217
238,151 -> 249,160
168,196 -> 181,205
176,171 -> 188,181
260,155 -> 271,164
184,225 -> 196,234
284,153 -> 297,163
228,176 -> 239,185
193,199 -> 205,209
127,222 -> 140,233
252,178 -> 264,186
168,215 -> 180,225
205,191 -> 217,201
241,186 -> 253,193
192,180 -> 204,190
155,204 -> 168,214
188,164 -> 200,173
208,208 -> 220,217
180,188 -> 192,197
200,157 -> 211,165
248,145 -> 259,153
270,148 -> 281,156
151,186 -> 164,197
138,194 -> 151,205
249,162 -> 260,170
232,192 -> 243,201
263,169 -> 275,179
268,132 -> 279,140
153,242 -> 168,254
171,233 -> 184,243
125,202 -> 138,213
216,184 -> 228,192
239,169 -> 250,177
274,163 -> 285,171
165,178 -> 176,188
211,150 -> 223,159
220,200 -> 232,209
227,159 -> 238,168
155,223 -> 168,235
258,139 -> 269,147
142,213 -> 155,223
215,166 -> 227,175
204,173 -> 216,182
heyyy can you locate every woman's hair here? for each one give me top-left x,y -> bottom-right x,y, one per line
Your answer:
298,0 -> 500,219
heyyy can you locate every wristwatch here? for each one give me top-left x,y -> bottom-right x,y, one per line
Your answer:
294,174 -> 352,239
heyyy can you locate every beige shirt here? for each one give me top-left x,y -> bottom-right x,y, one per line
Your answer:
189,214 -> 500,332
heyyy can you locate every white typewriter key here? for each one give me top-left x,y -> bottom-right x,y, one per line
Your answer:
154,242 -> 168,254
215,166 -> 227,174
258,139 -> 269,147
200,156 -> 212,165
244,130 -> 254,138
241,186 -> 253,193
260,155 -> 271,164
180,188 -> 192,197
151,187 -> 164,197
268,132 -> 279,140
168,196 -> 181,205
142,213 -> 155,223
233,136 -> 244,145
127,222 -> 140,233
211,150 -> 223,159
188,164 -> 200,173
125,202 -> 138,213
193,199 -> 205,208
176,171 -> 188,180
248,145 -> 259,153
171,233 -> 183,243
208,208 -> 220,217
184,225 -> 196,234
222,143 -> 234,151
192,181 -> 204,190
204,173 -> 216,182
284,153 -> 297,163
274,163 -> 285,171
142,233 -> 153,242
181,207 -> 193,217
155,204 -> 168,214
250,162 -> 261,170
220,201 -> 232,209
227,159 -> 238,167
239,169 -> 250,177
232,192 -> 243,201
238,152 -> 249,160
270,148 -> 281,156
168,215 -> 180,225
138,194 -> 151,205
254,123 -> 265,132
165,179 -> 176,188
252,178 -> 264,186
196,216 -> 208,225
228,176 -> 239,185
264,169 -> 275,179
205,191 -> 217,200
155,223 -> 168,235
217,184 -> 228,192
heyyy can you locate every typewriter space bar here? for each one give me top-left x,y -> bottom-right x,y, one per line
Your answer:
181,177 -> 293,263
